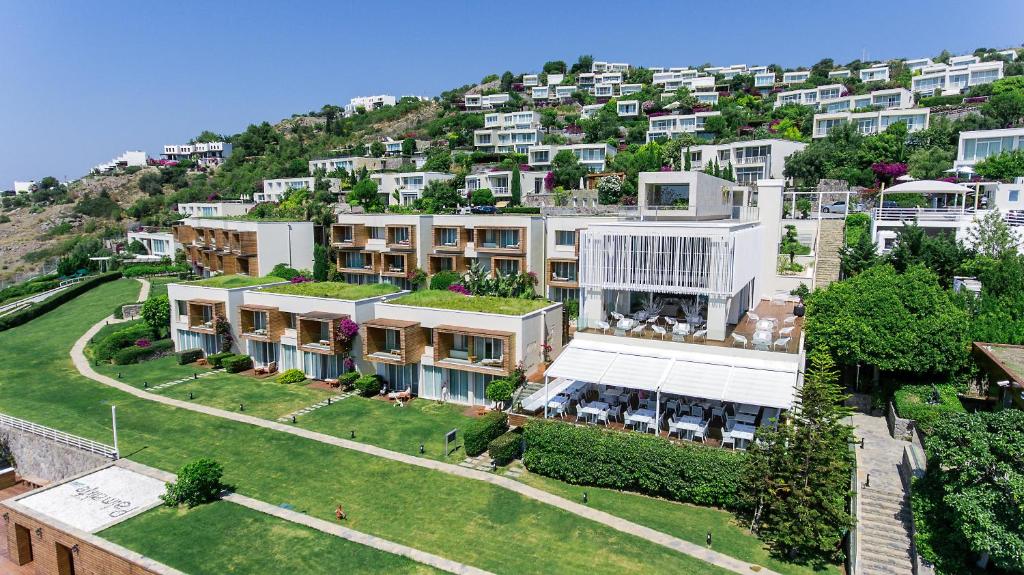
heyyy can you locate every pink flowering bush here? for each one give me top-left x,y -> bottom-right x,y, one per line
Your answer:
544,171 -> 555,191
136,338 -> 151,348
290,275 -> 312,283
338,318 -> 360,339
448,284 -> 470,295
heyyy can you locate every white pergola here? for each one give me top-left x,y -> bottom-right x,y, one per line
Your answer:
538,338 -> 799,425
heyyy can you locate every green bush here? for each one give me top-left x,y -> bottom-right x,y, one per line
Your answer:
338,371 -> 360,390
0,278 -> 60,302
177,348 -> 204,365
113,339 -> 173,365
222,354 -> 253,373
499,206 -> 541,214
206,352 -> 235,368
488,429 -> 522,465
121,262 -> 188,278
485,379 -> 514,403
429,270 -> 462,291
919,94 -> 966,107
93,323 -> 151,361
0,272 -> 121,332
354,374 -> 382,396
162,458 -> 226,508
844,212 -> 871,245
465,411 -> 509,456
522,419 -> 745,508
276,368 -> 306,384
893,384 -> 965,436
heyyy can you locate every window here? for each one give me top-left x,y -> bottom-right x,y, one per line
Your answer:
452,334 -> 468,352
438,228 -> 458,246
252,311 -> 267,331
176,300 -> 188,318
285,313 -> 296,329
555,230 -> 576,246
384,329 -> 400,352
1010,190 -> 1020,203
369,227 -> 385,240
647,183 -> 690,208
478,337 -> 503,361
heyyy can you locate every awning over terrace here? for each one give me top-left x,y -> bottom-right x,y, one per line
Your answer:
545,338 -> 799,410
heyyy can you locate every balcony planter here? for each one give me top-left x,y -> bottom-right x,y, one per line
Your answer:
793,303 -> 806,317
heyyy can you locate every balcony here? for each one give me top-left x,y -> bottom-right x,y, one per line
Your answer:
473,227 -> 525,254
336,251 -> 379,275
239,305 -> 284,342
871,207 -> 972,222
433,226 -> 467,252
428,254 -> 466,275
381,252 -> 416,278
434,325 -> 515,376
547,258 -> 579,288
297,312 -> 348,355
386,225 -> 415,251
734,155 -> 768,166
362,319 -> 425,366
491,256 -> 525,277
187,300 -> 225,334
331,224 -> 366,249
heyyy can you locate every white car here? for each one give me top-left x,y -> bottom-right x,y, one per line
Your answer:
820,201 -> 851,214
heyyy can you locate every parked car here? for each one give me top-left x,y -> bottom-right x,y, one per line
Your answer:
881,200 -> 899,209
820,201 -> 850,214
470,205 -> 497,214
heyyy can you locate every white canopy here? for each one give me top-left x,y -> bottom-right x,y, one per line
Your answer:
544,338 -> 800,410
884,180 -> 971,194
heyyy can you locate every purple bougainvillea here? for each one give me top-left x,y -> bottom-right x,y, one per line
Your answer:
544,171 -> 555,191
871,162 -> 908,179
343,357 -> 355,371
290,275 -> 312,283
338,318 -> 360,339
136,338 -> 151,348
448,284 -> 470,295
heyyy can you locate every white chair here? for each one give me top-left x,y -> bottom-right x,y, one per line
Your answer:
691,328 -> 707,342
694,421 -> 708,443
691,405 -> 704,420
665,317 -> 677,326
596,410 -> 610,426
576,401 -> 588,423
783,315 -> 797,326
610,311 -> 624,321
646,315 -> 659,325
595,320 -> 611,334
746,312 -> 761,324
630,323 -> 646,337
773,336 -> 792,351
771,293 -> 787,306
779,325 -> 795,337
721,430 -> 736,449
731,333 -> 748,348
608,404 -> 622,423
652,325 -> 667,339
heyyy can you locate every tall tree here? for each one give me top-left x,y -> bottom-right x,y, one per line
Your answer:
312,244 -> 329,281
510,163 -> 522,206
551,150 -> 586,189
839,230 -> 879,277
740,350 -> 854,566
966,208 -> 1021,257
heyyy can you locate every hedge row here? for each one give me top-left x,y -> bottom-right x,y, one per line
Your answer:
465,411 -> 508,456
206,352 -> 234,368
0,277 -> 60,303
113,340 -> 173,364
499,206 -> 541,214
177,348 -> 204,365
338,371 -> 360,389
488,429 -> 522,465
276,368 -> 306,384
93,323 -> 152,362
893,384 -> 966,436
222,354 -> 253,373
355,374 -> 382,396
0,272 -> 122,332
522,420 -> 745,508
121,263 -> 189,278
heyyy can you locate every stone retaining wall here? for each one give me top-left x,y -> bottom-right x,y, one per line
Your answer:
887,402 -> 915,442
0,426 -> 110,484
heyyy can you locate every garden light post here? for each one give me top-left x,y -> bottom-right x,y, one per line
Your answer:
111,405 -> 119,459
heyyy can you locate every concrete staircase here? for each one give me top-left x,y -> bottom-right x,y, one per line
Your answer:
511,381 -> 545,410
814,219 -> 846,288
857,487 -> 915,575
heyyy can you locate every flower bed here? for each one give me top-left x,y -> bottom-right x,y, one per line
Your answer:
893,384 -> 965,436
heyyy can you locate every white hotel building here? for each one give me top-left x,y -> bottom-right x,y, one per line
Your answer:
646,112 -> 721,141
161,142 -> 233,167
473,111 -> 542,154
813,108 -> 929,138
910,60 -> 1004,95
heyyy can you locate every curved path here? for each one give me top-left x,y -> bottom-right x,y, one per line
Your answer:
72,279 -> 777,575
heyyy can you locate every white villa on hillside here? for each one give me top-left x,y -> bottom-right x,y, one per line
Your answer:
813,108 -> 929,138
690,139 -> 807,183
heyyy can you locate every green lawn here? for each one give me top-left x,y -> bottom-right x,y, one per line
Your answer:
261,281 -> 400,300
514,473 -> 841,575
183,274 -> 285,288
389,290 -> 552,315
146,276 -> 177,299
93,355 -> 334,420
0,279 -> 733,575
101,501 -> 440,575
299,396 -> 475,462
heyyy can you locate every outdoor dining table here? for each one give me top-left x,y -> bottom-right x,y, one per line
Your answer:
752,329 -> 773,350
613,318 -> 636,336
730,423 -> 757,449
625,408 -> 657,432
669,415 -> 703,440
580,401 -> 610,423
754,319 -> 775,332
735,412 -> 757,425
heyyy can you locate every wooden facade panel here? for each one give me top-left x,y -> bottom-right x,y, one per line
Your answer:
331,224 -> 367,249
546,258 -> 579,288
473,226 -> 526,255
386,224 -> 415,251
336,250 -> 379,274
432,325 -> 514,376
432,225 -> 467,252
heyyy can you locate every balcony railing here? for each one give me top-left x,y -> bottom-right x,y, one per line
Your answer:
871,207 -> 971,221
734,155 -> 768,165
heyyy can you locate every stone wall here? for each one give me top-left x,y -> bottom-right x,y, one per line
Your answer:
0,427 -> 110,484
901,444 -> 935,575
886,402 -> 915,442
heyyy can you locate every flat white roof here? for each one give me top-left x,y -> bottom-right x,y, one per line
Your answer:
545,338 -> 798,409
17,466 -> 166,533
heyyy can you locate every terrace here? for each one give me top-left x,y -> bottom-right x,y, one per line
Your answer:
547,259 -> 579,288
186,299 -> 224,333
330,223 -> 367,249
434,325 -> 514,376
381,252 -> 416,277
428,253 -> 467,275
473,226 -> 525,254
386,224 -> 415,250
238,304 -> 284,341
296,312 -> 348,354
362,318 -> 425,365
432,225 -> 468,252
336,250 -> 379,274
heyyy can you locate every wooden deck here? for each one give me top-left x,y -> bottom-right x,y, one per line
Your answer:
578,298 -> 804,354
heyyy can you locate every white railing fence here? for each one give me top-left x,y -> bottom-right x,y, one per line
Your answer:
0,413 -> 117,459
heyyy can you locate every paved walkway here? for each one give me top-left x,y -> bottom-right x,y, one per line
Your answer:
68,280 -> 778,575
277,391 -> 353,422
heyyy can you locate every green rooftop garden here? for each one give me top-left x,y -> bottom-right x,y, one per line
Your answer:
388,290 -> 552,315
261,281 -> 400,300
183,275 -> 286,288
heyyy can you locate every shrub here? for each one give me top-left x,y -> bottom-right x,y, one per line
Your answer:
93,323 -> 151,361
177,348 -> 204,365
206,352 -> 235,368
465,411 -> 509,456
522,419 -> 745,508
485,379 -> 514,403
276,368 -> 306,384
113,339 -> 173,365
499,206 -> 541,214
0,272 -> 121,332
162,458 -> 225,508
121,262 -> 188,278
893,384 -> 965,436
488,429 -> 522,465
338,371 -> 360,390
354,374 -> 382,396
429,270 -> 462,291
222,354 -> 253,373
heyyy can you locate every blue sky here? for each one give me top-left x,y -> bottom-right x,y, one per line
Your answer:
1,0 -> 1021,185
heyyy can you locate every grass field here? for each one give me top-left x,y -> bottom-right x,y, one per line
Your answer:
0,279 -> 735,575
101,501 -> 441,575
